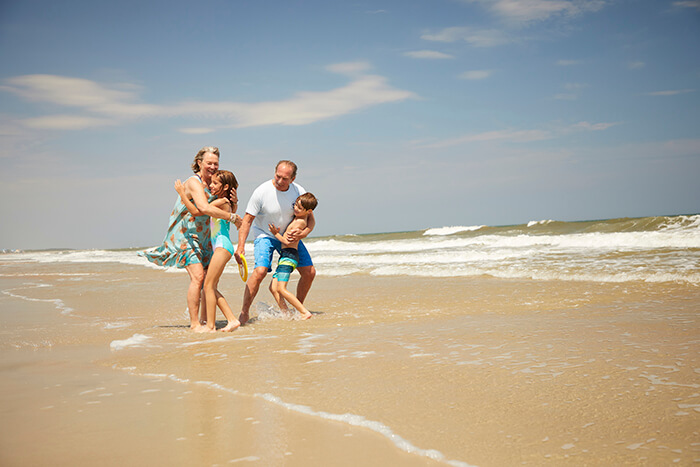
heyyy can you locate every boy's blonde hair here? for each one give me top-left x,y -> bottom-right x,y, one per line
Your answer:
297,192 -> 318,211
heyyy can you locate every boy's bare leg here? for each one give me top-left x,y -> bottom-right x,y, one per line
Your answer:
296,265 -> 316,304
279,282 -> 312,320
269,278 -> 290,315
239,266 -> 268,325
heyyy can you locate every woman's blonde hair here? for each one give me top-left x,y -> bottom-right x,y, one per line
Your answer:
191,146 -> 220,173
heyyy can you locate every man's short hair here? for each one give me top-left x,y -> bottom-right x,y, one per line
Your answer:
297,192 -> 318,211
276,160 -> 298,177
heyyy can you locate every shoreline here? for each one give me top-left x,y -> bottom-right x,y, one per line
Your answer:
2,268 -> 699,465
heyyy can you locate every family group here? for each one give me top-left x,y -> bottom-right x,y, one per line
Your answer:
139,146 -> 318,332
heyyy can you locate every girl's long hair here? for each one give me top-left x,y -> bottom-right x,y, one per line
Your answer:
214,170 -> 238,201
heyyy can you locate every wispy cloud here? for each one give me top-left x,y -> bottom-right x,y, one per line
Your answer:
673,1 -> 700,10
645,89 -> 695,96
460,70 -> 494,80
0,63 -> 417,132
553,82 -> 587,100
403,50 -> 455,59
418,121 -> 619,149
464,0 -> 606,24
421,26 -> 511,47
627,61 -> 645,70
557,59 -> 582,66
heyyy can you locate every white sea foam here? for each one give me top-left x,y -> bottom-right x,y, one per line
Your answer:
423,225 -> 486,236
257,393 -> 476,467
527,219 -> 555,227
110,334 -> 153,351
116,367 -> 476,466
2,286 -> 74,315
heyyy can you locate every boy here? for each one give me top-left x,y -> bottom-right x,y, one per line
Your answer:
268,192 -> 318,320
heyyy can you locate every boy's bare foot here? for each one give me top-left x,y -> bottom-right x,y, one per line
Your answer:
298,311 -> 312,320
238,312 -> 249,326
220,320 -> 240,332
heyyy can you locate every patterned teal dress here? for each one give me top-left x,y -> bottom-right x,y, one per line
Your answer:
139,175 -> 216,268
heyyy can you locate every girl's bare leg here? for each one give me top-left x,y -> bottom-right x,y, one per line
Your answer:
216,289 -> 240,331
185,263 -> 207,331
201,249 -> 231,332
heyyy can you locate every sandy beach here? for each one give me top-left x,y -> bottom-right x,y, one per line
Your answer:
1,258 -> 698,466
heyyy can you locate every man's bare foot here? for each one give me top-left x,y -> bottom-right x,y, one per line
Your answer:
238,312 -> 250,326
220,320 -> 240,332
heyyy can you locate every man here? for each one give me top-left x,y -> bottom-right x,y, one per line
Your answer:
235,160 -> 316,325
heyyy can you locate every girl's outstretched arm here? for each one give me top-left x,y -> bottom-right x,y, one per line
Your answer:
175,180 -> 202,216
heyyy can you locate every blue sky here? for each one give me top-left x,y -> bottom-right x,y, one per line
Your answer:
1,0 -> 698,249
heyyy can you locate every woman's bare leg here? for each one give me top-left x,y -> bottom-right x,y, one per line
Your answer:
185,263 -> 207,331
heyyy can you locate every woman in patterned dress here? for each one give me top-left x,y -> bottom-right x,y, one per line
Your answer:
140,147 -> 239,331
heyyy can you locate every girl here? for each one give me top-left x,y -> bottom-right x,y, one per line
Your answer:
175,170 -> 242,332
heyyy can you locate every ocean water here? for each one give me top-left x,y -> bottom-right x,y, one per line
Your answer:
2,214 -> 699,465
5,214 -> 698,284
310,214 -> 700,284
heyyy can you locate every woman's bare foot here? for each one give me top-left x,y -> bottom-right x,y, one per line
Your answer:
220,320 -> 240,332
298,311 -> 312,320
193,324 -> 215,333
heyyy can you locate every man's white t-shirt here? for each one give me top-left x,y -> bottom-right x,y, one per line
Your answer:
246,180 -> 306,240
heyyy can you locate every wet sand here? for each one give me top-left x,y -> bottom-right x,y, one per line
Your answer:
1,264 -> 699,465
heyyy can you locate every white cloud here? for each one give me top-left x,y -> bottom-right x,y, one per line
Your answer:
673,1 -> 700,10
418,121 -> 619,149
20,115 -> 116,130
420,129 -> 551,148
646,89 -> 695,96
557,59 -> 582,66
403,50 -> 455,59
0,75 -> 157,119
422,27 -> 511,47
464,0 -> 606,24
325,61 -> 372,75
460,70 -> 494,80
178,127 -> 216,135
567,121 -> 619,131
1,64 -> 416,131
627,61 -> 645,70
222,74 -> 417,128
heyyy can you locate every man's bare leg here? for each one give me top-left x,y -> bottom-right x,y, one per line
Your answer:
296,265 -> 316,304
239,266 -> 268,325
